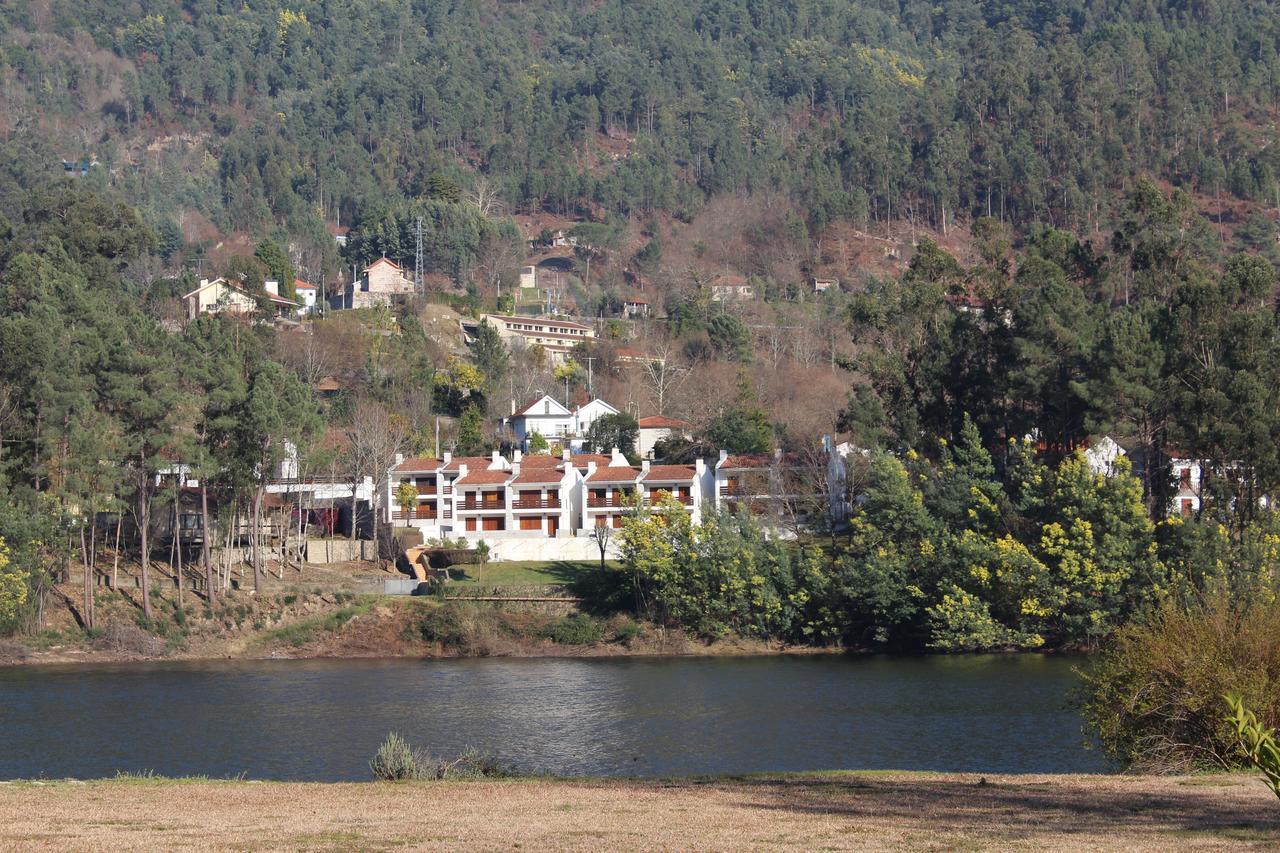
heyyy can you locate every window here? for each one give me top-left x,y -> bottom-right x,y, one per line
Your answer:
519,516 -> 541,531
1179,468 -> 1192,488
1181,499 -> 1194,517
482,517 -> 505,531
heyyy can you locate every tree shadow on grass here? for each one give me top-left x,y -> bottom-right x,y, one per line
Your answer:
721,774 -> 1280,845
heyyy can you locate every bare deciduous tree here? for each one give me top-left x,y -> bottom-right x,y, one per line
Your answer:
343,399 -> 410,547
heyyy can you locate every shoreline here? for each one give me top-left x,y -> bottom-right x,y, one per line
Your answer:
2,771 -> 1275,850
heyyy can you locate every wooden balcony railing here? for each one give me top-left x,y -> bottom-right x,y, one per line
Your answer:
587,496 -> 635,508
512,498 -> 560,509
648,493 -> 693,506
458,501 -> 506,511
393,510 -> 439,521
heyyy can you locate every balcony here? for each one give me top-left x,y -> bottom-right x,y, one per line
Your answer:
393,510 -> 439,521
647,492 -> 693,506
512,497 -> 561,510
586,495 -> 635,509
457,500 -> 506,512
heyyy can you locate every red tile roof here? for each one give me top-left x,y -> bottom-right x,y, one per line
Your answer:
521,455 -> 562,467
720,454 -> 773,469
585,465 -> 641,484
393,457 -> 444,473
638,416 -> 693,430
511,468 -> 564,485
641,465 -> 696,482
453,470 -> 512,486
365,257 -> 402,272
294,278 -> 316,291
567,454 -> 612,469
443,456 -> 499,473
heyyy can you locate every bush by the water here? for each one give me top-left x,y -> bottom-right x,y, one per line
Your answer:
369,732 -> 508,781
1079,594 -> 1280,771
541,614 -> 604,645
370,732 -> 422,781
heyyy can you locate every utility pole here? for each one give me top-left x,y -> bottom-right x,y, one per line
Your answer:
584,356 -> 595,399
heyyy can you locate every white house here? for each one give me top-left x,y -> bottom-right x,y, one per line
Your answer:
293,279 -> 318,314
519,266 -> 537,289
572,398 -> 620,437
183,277 -> 298,322
812,277 -> 838,294
508,394 -> 576,449
504,395 -> 620,452
1085,436 -> 1126,477
637,415 -> 693,460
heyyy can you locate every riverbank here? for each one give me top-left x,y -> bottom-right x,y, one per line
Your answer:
0,579 -> 823,667
1,772 -> 1275,850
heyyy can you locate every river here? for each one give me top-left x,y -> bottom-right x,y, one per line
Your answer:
0,654 -> 1107,781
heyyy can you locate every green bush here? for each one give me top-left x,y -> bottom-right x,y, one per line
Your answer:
1224,693 -> 1280,800
542,614 -> 604,645
1079,594 -> 1280,771
418,605 -> 469,647
369,732 -> 422,781
612,619 -> 644,644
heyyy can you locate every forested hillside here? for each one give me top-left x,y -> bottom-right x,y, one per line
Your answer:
4,0 -> 1280,270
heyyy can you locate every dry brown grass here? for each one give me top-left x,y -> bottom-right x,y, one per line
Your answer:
1,773 -> 1277,851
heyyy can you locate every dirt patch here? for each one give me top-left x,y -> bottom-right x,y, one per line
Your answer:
0,773 -> 1276,850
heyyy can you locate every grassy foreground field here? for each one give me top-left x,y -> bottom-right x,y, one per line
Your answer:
1,773 -> 1277,851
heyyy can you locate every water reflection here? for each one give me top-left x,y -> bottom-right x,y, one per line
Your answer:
0,654 -> 1106,781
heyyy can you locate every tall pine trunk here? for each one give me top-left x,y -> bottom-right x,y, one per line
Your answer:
253,487 -> 264,594
201,485 -> 216,607
80,524 -> 93,630
139,480 -> 152,620
174,496 -> 184,608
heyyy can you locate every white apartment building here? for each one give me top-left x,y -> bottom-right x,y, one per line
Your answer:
475,313 -> 595,364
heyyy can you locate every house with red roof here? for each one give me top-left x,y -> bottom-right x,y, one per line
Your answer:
637,415 -> 694,460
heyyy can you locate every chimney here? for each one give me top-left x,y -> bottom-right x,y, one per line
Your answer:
695,458 -> 705,476
641,460 -> 650,473
491,449 -> 502,469
265,279 -> 279,296
718,449 -> 728,466
511,461 -> 521,478
394,453 -> 404,466
562,447 -> 571,462
610,447 -> 628,466
443,451 -> 453,465
457,464 -> 468,479
513,450 -> 523,463
586,461 -> 597,477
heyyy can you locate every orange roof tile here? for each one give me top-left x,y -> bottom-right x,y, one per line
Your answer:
453,470 -> 512,486
521,455 -> 562,467
638,416 -> 693,430
567,453 -> 612,469
511,468 -> 564,485
442,456 -> 499,473
394,457 -> 444,473
585,466 -> 640,484
641,465 -> 696,482
720,454 -> 773,469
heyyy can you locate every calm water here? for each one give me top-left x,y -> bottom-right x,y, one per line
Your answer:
0,655 -> 1107,780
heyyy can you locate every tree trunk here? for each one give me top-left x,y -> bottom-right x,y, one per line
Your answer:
80,525 -> 94,630
139,485 -> 153,620
112,515 -> 121,591
174,497 -> 184,608
201,485 -> 216,607
253,487 -> 264,594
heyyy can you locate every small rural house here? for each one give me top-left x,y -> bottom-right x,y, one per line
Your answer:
637,415 -> 693,460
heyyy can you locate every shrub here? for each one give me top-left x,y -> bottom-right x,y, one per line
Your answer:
95,622 -> 164,656
1079,594 -> 1280,771
1224,693 -> 1280,800
419,605 -> 470,647
369,732 -> 422,781
542,614 -> 604,645
612,619 -> 644,644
